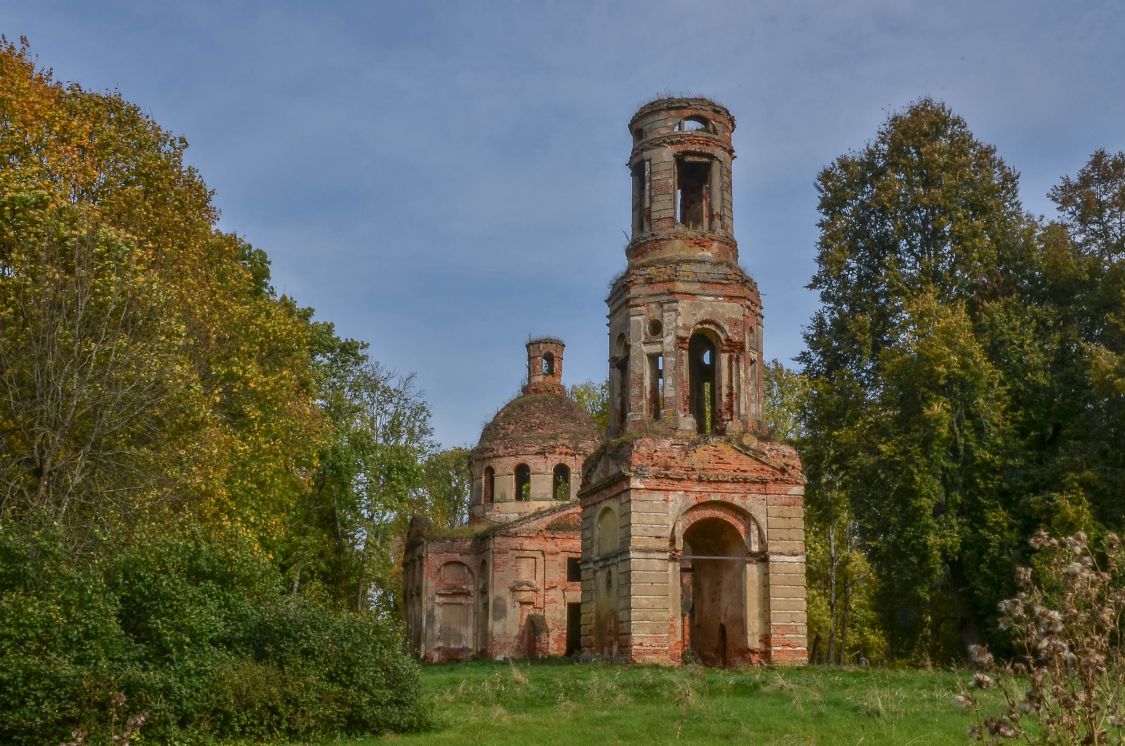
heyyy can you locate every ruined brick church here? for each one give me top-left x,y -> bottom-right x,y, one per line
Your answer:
404,97 -> 807,666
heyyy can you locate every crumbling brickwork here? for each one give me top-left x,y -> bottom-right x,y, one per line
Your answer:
580,97 -> 808,666
405,97 -> 807,668
404,341 -> 597,662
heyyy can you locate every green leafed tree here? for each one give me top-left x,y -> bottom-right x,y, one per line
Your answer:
761,359 -> 808,442
1040,150 -> 1125,530
800,99 -> 1044,661
761,359 -> 885,664
294,333 -> 436,611
569,378 -> 610,432
421,447 -> 472,529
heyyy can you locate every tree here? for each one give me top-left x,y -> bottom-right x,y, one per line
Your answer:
0,203 -> 214,530
1041,150 -> 1125,531
1048,149 -> 1125,261
420,447 -> 472,529
0,38 -> 431,742
293,333 -> 436,611
801,99 -> 1040,661
761,359 -> 807,442
761,360 -> 885,663
569,378 -> 609,432
0,36 -> 328,549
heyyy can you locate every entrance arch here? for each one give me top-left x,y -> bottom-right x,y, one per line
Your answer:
682,517 -> 746,665
675,502 -> 769,666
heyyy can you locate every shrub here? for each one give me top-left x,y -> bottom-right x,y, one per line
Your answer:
0,522 -> 430,743
0,525 -> 129,745
959,530 -> 1124,743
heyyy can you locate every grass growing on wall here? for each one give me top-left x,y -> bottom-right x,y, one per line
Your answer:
348,660 -> 978,745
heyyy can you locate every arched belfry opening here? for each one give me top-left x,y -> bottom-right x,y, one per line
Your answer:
553,464 -> 570,500
689,332 -> 718,434
676,156 -> 712,230
483,466 -> 495,504
515,464 -> 531,501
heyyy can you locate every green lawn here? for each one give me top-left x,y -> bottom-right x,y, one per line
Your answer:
353,660 -> 976,745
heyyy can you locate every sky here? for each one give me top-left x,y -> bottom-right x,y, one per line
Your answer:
3,1 -> 1123,448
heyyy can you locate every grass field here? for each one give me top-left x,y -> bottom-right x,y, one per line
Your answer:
357,660 -> 977,745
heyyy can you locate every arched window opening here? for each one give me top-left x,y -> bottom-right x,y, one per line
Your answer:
648,319 -> 662,338
648,353 -> 663,420
542,352 -> 555,375
515,463 -> 531,501
689,333 -> 718,434
675,116 -> 709,132
553,464 -> 571,500
675,157 -> 711,230
483,466 -> 495,504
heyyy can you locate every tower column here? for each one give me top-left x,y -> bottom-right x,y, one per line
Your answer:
581,97 -> 807,667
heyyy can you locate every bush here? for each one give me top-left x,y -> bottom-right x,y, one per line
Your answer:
0,522 -> 431,744
0,526 -> 128,745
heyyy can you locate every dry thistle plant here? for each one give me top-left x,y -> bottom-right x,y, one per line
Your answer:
58,692 -> 147,746
959,530 -> 1124,744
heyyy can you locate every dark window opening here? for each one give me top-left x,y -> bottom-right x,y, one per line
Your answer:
648,354 -> 663,420
515,464 -> 531,501
566,602 -> 582,656
615,356 -> 628,429
605,570 -> 613,591
483,466 -> 494,504
566,557 -> 581,582
542,352 -> 555,375
631,160 -> 650,235
689,333 -> 717,434
614,334 -> 629,430
676,158 -> 711,230
648,319 -> 662,338
553,464 -> 570,500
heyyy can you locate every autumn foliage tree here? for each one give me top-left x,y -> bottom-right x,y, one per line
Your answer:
0,37 -> 327,546
0,38 -> 431,742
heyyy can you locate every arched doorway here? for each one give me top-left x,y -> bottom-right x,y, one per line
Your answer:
682,517 -> 747,666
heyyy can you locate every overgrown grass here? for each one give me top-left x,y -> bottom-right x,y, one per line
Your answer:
345,660 -> 978,745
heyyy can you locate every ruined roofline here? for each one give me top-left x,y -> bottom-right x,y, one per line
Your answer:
629,96 -> 735,130
527,335 -> 564,346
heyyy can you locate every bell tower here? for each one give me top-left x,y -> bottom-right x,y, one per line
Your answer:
609,98 -> 764,437
580,98 -> 806,667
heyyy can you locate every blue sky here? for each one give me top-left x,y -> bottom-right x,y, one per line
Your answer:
4,1 -> 1123,448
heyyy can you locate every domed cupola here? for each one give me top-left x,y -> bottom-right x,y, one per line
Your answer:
469,338 -> 602,524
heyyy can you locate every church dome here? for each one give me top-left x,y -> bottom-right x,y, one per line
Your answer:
468,339 -> 603,522
473,390 -> 601,460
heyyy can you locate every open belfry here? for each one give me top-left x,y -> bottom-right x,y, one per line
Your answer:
579,98 -> 807,665
405,97 -> 806,666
